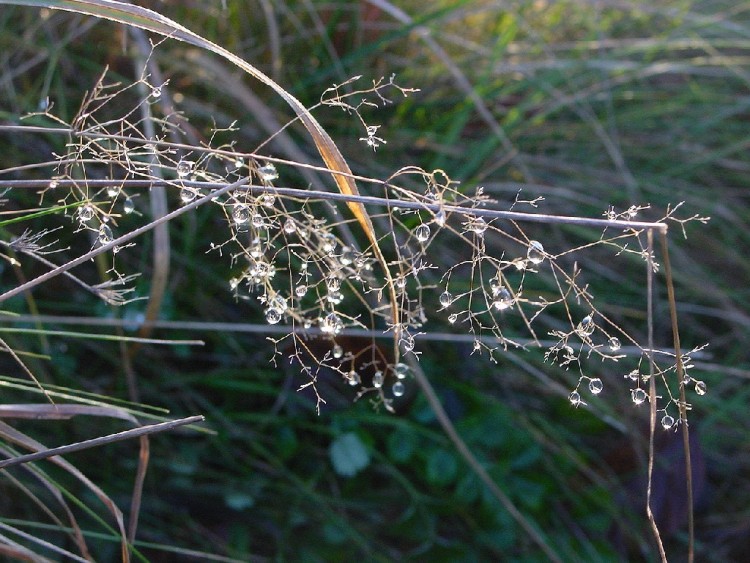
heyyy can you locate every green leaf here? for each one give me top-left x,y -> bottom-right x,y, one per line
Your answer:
426,448 -> 459,486
329,432 -> 370,477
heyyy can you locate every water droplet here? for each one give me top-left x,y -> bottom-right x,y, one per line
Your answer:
448,313 -> 458,324
332,344 -> 343,359
151,86 -> 161,99
295,284 -> 307,298
372,370 -> 384,389
319,233 -> 336,255
631,388 -> 647,405
588,378 -> 603,395
347,370 -> 360,386
576,315 -> 595,337
608,337 -> 621,352
470,216 -> 487,235
123,197 -> 135,214
320,312 -> 342,334
283,218 -> 296,234
527,240 -> 545,264
269,294 -> 288,313
434,208 -> 446,227
251,213 -> 266,229
569,391 -> 583,406
260,193 -> 275,208
394,362 -> 409,379
265,307 -> 282,324
258,163 -> 278,181
97,223 -> 113,245
234,157 -> 245,169
392,381 -> 405,397
439,291 -> 453,307
695,380 -> 707,395
229,277 -> 240,290
396,276 -> 407,290
106,185 -> 120,198
661,415 -> 675,429
176,159 -> 193,178
48,179 -> 59,189
180,187 -> 196,203
232,204 -> 250,225
492,287 -> 513,311
414,224 -> 430,243
340,246 -> 354,266
77,204 -> 94,223
326,276 -> 341,292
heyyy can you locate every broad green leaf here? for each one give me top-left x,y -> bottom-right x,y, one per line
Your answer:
329,432 -> 370,477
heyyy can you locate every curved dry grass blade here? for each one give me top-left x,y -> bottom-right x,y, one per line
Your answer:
2,0 -> 400,347
0,420 -> 130,561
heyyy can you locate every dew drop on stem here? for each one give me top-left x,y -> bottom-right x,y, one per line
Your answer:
588,378 -> 603,395
527,240 -> 545,264
392,380 -> 405,397
414,223 -> 430,243
123,197 -> 135,214
631,388 -> 647,405
439,291 -> 453,308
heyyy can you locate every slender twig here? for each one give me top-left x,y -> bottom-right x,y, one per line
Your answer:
0,415 -> 204,470
660,230 -> 694,563
0,177 -> 249,304
646,229 -> 668,561
0,178 -> 668,232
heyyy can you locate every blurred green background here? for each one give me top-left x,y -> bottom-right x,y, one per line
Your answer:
1,1 -> 749,561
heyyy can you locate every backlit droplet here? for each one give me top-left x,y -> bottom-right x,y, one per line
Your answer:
347,370 -> 360,386
372,370 -> 384,389
265,308 -> 282,324
97,223 -> 113,245
151,86 -> 161,99
49,179 -> 59,189
588,378 -> 603,395
695,380 -> 707,395
434,208 -> 446,227
232,204 -> 250,225
77,204 -> 94,223
260,193 -> 275,208
492,287 -> 513,311
608,337 -> 621,352
626,369 -> 640,382
180,187 -> 195,203
576,315 -> 595,337
176,159 -> 193,178
631,388 -> 647,405
661,415 -> 675,429
394,363 -> 409,380
569,391 -> 583,407
340,246 -> 354,266
320,312 -> 342,334
415,224 -> 430,243
527,240 -> 545,264
470,216 -> 487,235
283,218 -> 296,234
392,381 -> 405,397
439,291 -> 453,307
321,233 -> 337,254
106,185 -> 120,198
123,197 -> 135,214
448,313 -> 458,324
326,276 -> 341,292
251,213 -> 266,229
234,157 -> 245,169
258,163 -> 278,181
332,344 -> 343,359
295,284 -> 307,298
